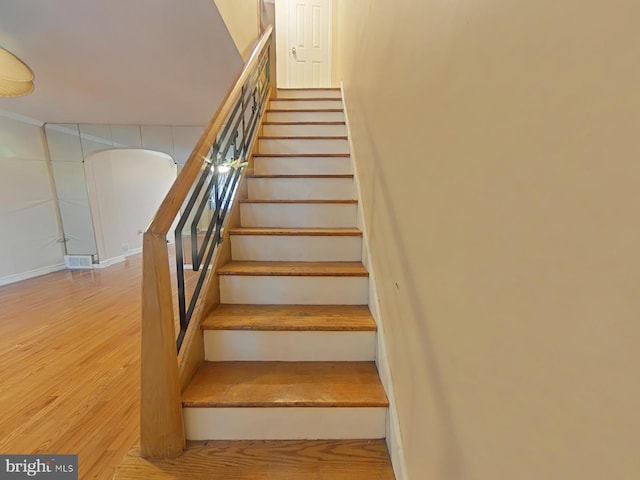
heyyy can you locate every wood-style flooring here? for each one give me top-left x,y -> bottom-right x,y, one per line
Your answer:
0,256 -> 144,479
0,253 -> 197,479
115,439 -> 394,479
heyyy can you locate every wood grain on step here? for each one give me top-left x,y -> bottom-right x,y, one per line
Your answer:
267,108 -> 344,113
252,153 -> 350,157
202,305 -> 376,331
278,87 -> 340,91
262,121 -> 346,125
182,362 -> 388,408
246,174 -> 353,178
114,439 -> 395,479
259,135 -> 348,140
217,261 -> 368,277
272,97 -> 342,101
229,227 -> 362,236
239,199 -> 358,204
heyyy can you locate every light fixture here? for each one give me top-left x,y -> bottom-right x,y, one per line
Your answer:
0,47 -> 34,97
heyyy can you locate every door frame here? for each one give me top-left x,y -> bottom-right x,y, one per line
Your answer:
274,0 -> 332,88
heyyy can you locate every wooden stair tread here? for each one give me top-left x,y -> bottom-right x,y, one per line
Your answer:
239,199 -> 358,204
252,153 -> 350,158
272,97 -> 342,101
278,87 -> 341,91
263,121 -> 346,125
217,261 -> 368,277
267,108 -> 344,113
229,227 -> 362,236
182,362 -> 388,407
115,440 -> 394,479
202,305 -> 376,331
259,135 -> 348,140
246,174 -> 353,179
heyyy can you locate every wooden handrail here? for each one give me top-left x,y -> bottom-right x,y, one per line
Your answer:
147,23 -> 273,236
140,24 -> 274,459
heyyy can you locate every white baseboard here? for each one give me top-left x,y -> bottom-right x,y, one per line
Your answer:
0,263 -> 67,286
94,255 -> 126,268
124,247 -> 143,257
341,82 -> 408,480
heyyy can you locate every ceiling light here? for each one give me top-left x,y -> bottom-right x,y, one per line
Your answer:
0,47 -> 34,97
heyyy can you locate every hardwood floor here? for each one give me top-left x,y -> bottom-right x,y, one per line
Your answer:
115,440 -> 395,479
0,255 -> 143,479
0,252 -> 197,480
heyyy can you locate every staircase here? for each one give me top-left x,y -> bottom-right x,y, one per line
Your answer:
116,89 -> 395,478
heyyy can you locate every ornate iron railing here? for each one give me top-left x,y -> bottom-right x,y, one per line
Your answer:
174,41 -> 271,351
140,23 -> 273,460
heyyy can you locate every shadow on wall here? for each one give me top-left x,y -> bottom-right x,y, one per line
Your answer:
84,149 -> 177,265
355,102 -> 465,479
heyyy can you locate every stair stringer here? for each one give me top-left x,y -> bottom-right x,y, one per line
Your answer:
341,82 -> 408,480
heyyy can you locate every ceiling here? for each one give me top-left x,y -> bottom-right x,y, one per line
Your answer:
0,0 -> 243,125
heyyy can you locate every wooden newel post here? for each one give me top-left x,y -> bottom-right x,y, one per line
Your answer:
140,232 -> 185,458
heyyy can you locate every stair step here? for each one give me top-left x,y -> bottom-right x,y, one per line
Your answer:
183,362 -> 388,408
182,362 -> 386,439
202,305 -> 376,361
114,440 -> 395,479
266,110 -> 345,122
270,99 -> 343,110
272,97 -> 343,101
229,227 -> 362,236
230,227 -> 362,261
239,199 -> 357,203
254,155 -> 352,175
263,121 -> 347,137
258,136 -> 349,155
203,305 -> 376,331
246,173 -> 353,178
217,261 -> 368,277
277,87 -> 341,99
253,153 -> 350,157
246,174 -> 355,201
240,200 -> 358,229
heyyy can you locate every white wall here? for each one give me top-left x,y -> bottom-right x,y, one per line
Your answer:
337,1 -> 640,479
44,123 -> 204,258
215,0 -> 260,60
84,149 -> 176,264
45,124 -> 98,256
0,115 -> 65,285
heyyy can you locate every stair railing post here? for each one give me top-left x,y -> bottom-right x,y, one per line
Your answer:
140,232 -> 185,458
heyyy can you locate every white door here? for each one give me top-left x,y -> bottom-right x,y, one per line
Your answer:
286,0 -> 331,88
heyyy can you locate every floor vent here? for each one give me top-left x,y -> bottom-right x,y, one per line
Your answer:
64,255 -> 94,269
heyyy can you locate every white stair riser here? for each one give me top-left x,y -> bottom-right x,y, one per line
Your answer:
277,89 -> 341,99
240,203 -> 357,228
203,331 -> 376,361
263,123 -> 347,137
266,111 -> 345,122
247,177 -> 355,201
259,138 -> 349,155
184,407 -> 386,440
219,276 -> 369,304
270,99 -> 342,110
254,156 -> 352,175
231,235 -> 362,261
